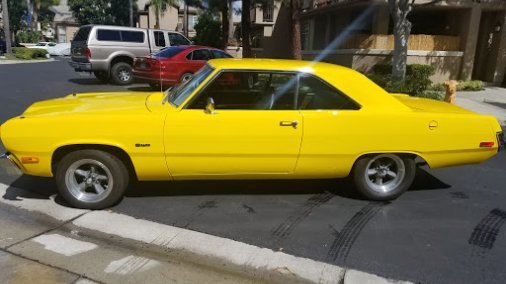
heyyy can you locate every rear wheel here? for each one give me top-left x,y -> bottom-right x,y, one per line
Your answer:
93,71 -> 109,83
55,150 -> 129,209
110,62 -> 133,85
180,72 -> 193,83
353,153 -> 415,201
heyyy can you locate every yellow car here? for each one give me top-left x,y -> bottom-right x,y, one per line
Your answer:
0,59 -> 504,209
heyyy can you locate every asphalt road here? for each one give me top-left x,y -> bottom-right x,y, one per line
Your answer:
1,58 -> 506,284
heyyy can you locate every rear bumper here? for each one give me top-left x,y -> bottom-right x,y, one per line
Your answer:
69,60 -> 92,72
498,132 -> 505,152
0,153 -> 23,175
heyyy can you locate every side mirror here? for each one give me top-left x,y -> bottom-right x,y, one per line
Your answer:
205,97 -> 216,114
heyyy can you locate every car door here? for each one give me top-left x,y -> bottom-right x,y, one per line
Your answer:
164,70 -> 303,177
186,49 -> 211,73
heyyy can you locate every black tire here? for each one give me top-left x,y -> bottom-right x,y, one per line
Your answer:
353,153 -> 416,201
93,71 -> 109,83
110,62 -> 133,85
149,83 -> 161,90
55,150 -> 129,209
180,72 -> 193,83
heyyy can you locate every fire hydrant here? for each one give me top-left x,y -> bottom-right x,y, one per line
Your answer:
444,80 -> 458,104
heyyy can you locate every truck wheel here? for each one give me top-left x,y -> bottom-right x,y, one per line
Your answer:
55,150 -> 129,209
111,62 -> 133,85
353,153 -> 415,201
93,71 -> 109,83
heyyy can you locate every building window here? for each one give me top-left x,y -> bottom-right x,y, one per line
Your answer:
262,0 -> 274,22
188,15 -> 198,31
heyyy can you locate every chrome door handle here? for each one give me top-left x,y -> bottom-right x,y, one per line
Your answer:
280,120 -> 299,129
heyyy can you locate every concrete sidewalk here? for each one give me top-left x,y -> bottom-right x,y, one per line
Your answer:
456,87 -> 506,126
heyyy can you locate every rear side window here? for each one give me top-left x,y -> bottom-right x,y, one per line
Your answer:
73,27 -> 91,42
154,31 -> 166,47
168,33 -> 190,46
211,50 -> 233,58
155,46 -> 185,58
189,49 -> 211,60
121,31 -> 144,43
97,29 -> 121,41
298,75 -> 360,110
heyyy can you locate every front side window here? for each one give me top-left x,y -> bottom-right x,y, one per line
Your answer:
166,65 -> 214,106
154,31 -> 166,47
96,29 -> 121,41
187,71 -> 296,110
168,33 -> 190,46
298,75 -> 360,110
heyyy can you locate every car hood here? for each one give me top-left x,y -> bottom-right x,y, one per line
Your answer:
22,92 -> 162,117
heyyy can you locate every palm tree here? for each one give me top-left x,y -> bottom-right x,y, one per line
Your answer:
241,0 -> 252,57
149,0 -> 176,29
30,0 -> 60,31
1,0 -> 13,55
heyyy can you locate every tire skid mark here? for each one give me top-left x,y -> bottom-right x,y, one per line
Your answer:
182,199 -> 219,228
326,202 -> 385,263
468,208 -> 506,250
271,191 -> 334,239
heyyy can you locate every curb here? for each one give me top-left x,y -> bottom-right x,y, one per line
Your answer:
0,182 -> 413,284
0,58 -> 56,65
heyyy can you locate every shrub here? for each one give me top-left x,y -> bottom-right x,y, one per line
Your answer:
16,30 -> 42,43
367,64 -> 436,97
457,80 -> 484,91
12,47 -> 48,60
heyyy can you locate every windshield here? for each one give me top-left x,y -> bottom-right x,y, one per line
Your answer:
164,65 -> 214,106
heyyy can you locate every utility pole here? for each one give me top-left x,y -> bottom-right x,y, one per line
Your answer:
1,0 -> 12,55
129,0 -> 134,27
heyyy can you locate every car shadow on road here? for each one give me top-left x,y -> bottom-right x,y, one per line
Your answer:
68,78 -> 104,85
125,167 -> 451,200
2,175 -> 69,206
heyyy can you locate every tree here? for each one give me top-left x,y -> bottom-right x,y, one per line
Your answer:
193,11 -> 221,47
209,0 -> 230,50
1,0 -> 13,54
29,0 -> 59,31
68,0 -> 137,26
388,0 -> 441,81
148,0 -> 175,29
241,0 -> 251,57
289,0 -> 301,60
6,0 -> 27,38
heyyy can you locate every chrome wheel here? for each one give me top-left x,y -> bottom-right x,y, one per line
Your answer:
118,68 -> 131,82
364,154 -> 405,194
65,159 -> 113,203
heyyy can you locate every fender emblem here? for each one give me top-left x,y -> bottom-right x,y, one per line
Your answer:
135,143 -> 151,148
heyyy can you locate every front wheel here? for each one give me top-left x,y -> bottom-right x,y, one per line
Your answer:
353,153 -> 415,201
55,150 -> 129,209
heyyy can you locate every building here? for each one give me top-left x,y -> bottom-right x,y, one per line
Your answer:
49,0 -> 79,43
137,0 -> 199,38
253,0 -> 506,85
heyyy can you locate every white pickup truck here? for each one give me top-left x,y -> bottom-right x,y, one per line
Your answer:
69,25 -> 191,85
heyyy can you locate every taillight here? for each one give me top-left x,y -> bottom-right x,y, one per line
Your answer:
86,48 -> 91,59
479,141 -> 495,148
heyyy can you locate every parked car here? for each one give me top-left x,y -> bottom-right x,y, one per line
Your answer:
133,45 -> 233,89
27,42 -> 57,50
69,25 -> 191,85
1,59 -> 504,209
48,42 -> 71,56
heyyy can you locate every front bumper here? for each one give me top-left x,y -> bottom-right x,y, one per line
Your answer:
0,153 -> 23,175
69,60 -> 92,72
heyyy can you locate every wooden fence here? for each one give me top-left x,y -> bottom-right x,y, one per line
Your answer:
339,34 -> 461,51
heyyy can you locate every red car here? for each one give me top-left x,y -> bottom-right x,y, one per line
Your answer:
133,45 -> 232,89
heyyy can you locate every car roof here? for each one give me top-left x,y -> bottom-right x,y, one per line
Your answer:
206,59 -> 410,112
